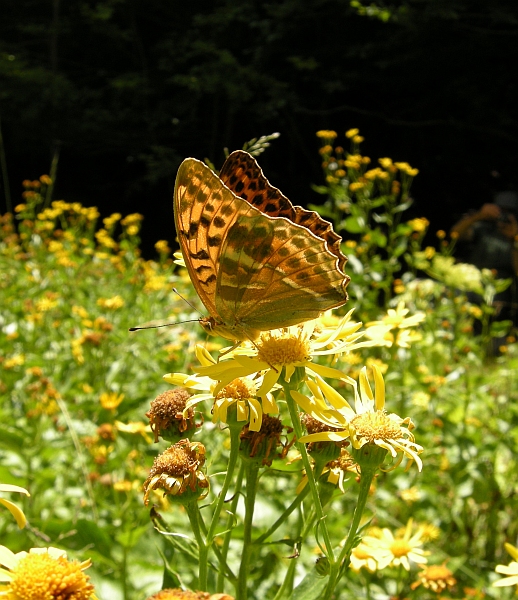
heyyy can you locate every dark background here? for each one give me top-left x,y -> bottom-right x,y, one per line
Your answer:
1,0 -> 517,256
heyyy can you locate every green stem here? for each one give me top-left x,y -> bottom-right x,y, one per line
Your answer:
207,424 -> 241,543
237,460 -> 261,600
217,461 -> 245,592
185,501 -> 208,590
319,466 -> 377,600
282,381 -> 335,562
255,484 -> 310,544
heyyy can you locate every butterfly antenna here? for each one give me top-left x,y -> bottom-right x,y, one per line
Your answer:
172,287 -> 204,316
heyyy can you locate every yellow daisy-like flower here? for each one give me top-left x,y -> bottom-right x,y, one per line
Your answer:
349,540 -> 388,572
365,301 -> 425,349
99,391 -> 124,411
366,301 -> 425,330
0,545 -> 98,599
345,128 -> 360,138
296,365 -> 423,472
493,543 -> 518,588
411,563 -> 456,592
164,347 -> 277,432
407,217 -> 429,233
362,519 -> 428,571
184,311 -> 378,398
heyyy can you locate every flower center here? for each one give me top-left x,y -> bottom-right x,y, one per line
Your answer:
256,333 -> 310,366
10,553 -> 95,600
351,411 -> 401,442
389,539 -> 412,558
217,378 -> 257,400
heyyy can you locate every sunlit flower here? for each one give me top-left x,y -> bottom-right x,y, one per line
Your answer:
493,543 -> 518,588
0,484 -> 30,528
99,391 -> 124,411
97,295 -> 125,309
181,312 -> 379,402
349,540 -> 383,572
363,519 -> 428,571
399,486 -> 421,503
164,350 -> 277,432
366,301 -> 425,330
297,366 -> 423,472
407,218 -> 429,233
411,563 -> 457,593
316,130 -> 338,140
345,128 -> 359,138
365,301 -> 425,348
0,545 -> 97,599
3,354 -> 25,369
155,240 -> 171,254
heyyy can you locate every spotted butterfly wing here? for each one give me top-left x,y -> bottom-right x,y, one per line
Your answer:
174,151 -> 349,341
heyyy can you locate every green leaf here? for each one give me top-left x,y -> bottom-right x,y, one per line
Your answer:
288,570 -> 328,600
344,216 -> 365,233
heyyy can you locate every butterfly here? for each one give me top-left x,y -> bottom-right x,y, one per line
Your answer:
174,150 -> 349,341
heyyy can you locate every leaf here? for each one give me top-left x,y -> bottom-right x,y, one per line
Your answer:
344,216 -> 365,234
288,570 -> 328,600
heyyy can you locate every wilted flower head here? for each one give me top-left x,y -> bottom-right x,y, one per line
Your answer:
239,415 -> 294,466
146,388 -> 200,442
143,439 -> 209,505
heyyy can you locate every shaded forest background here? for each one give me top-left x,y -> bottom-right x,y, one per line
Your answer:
1,0 -> 517,256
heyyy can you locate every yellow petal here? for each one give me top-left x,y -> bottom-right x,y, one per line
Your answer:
0,499 -> 27,528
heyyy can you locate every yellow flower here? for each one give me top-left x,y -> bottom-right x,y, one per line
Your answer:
363,519 -> 428,570
99,392 -> 124,411
297,366 -> 423,472
411,563 -> 456,592
366,301 -> 425,330
155,240 -> 171,254
0,545 -> 97,599
349,541 -> 382,572
126,224 -> 140,236
164,349 -> 277,432
352,135 -> 364,144
349,182 -> 365,192
97,295 -> 125,309
121,213 -> 144,226
493,543 -> 518,588
3,354 -> 25,369
183,312 -> 377,397
378,157 -> 393,169
0,484 -> 30,528
35,296 -> 59,312
407,217 -> 429,233
316,130 -> 338,139
345,128 -> 359,138
165,313 -> 381,432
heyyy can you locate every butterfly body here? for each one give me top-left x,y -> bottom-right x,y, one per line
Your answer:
174,151 -> 349,341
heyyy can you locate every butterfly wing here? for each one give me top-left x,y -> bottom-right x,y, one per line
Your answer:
216,205 -> 348,331
175,153 -> 349,339
220,150 -> 347,273
174,157 -> 240,321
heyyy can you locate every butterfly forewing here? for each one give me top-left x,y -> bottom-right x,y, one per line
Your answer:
174,152 -> 350,341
